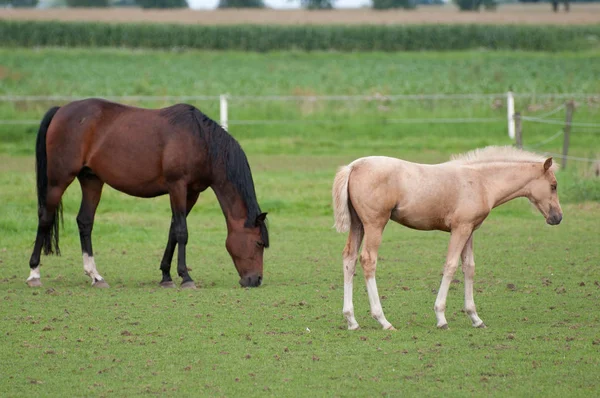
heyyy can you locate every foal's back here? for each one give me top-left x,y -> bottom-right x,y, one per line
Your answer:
348,156 -> 485,232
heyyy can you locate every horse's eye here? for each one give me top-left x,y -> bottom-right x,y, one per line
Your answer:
256,241 -> 264,248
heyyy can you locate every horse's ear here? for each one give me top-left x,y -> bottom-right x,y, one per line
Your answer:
255,212 -> 268,225
544,157 -> 553,171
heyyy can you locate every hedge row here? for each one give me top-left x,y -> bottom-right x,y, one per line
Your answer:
1,20 -> 599,51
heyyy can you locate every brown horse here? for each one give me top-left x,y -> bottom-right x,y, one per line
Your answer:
27,98 -> 268,289
333,146 -> 562,330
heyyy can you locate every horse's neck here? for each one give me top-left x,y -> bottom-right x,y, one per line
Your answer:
478,162 -> 538,208
211,180 -> 247,230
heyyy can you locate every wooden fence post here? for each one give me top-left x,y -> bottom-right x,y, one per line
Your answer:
561,100 -> 574,170
514,112 -> 522,149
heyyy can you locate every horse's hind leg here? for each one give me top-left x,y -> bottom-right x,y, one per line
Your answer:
28,184 -> 67,286
360,221 -> 395,330
77,174 -> 107,287
342,207 -> 364,330
159,192 -> 199,288
461,233 -> 485,328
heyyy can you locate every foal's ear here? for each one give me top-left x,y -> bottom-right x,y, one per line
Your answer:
255,212 -> 268,225
543,157 -> 553,172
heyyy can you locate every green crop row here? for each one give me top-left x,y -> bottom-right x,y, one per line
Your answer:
2,20 -> 600,51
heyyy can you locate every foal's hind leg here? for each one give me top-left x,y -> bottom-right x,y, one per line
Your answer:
77,174 -> 107,287
342,211 -> 364,330
461,233 -> 485,328
360,222 -> 395,330
159,192 -> 199,288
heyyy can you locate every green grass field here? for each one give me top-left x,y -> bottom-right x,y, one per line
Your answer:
1,48 -> 599,397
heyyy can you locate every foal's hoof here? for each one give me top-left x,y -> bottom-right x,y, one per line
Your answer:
159,281 -> 175,288
27,278 -> 42,287
385,325 -> 397,331
437,324 -> 449,330
476,322 -> 487,329
92,280 -> 110,288
180,281 -> 197,290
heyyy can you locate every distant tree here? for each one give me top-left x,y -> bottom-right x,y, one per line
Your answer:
136,0 -> 187,7
217,0 -> 264,7
453,0 -> 496,11
372,0 -> 416,9
1,0 -> 39,6
300,0 -> 334,9
65,0 -> 109,7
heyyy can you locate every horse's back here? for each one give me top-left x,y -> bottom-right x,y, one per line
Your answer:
45,99 -> 208,198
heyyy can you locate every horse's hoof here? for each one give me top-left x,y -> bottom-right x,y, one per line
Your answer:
92,280 -> 110,288
180,281 -> 197,289
437,324 -> 449,330
159,281 -> 175,288
348,325 -> 360,331
385,325 -> 397,331
476,322 -> 487,329
27,278 -> 42,287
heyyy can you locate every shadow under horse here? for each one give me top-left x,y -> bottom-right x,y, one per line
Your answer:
27,98 -> 269,289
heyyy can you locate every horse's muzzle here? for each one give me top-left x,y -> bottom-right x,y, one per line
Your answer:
239,274 -> 262,288
546,209 -> 563,225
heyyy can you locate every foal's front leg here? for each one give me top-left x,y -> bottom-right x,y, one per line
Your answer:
461,234 -> 485,328
434,226 -> 472,329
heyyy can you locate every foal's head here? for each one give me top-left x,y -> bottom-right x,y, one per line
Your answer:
226,212 -> 269,288
527,158 -> 562,225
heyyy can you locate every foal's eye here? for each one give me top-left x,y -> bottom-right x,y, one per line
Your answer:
551,184 -> 557,191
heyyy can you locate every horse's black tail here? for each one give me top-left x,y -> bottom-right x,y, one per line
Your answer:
35,106 -> 63,256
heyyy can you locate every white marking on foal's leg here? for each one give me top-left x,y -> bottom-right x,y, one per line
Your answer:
83,253 -> 105,284
343,282 -> 359,330
366,277 -> 394,330
464,273 -> 484,328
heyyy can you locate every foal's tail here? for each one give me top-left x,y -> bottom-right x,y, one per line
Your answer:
332,164 -> 353,233
35,106 -> 62,255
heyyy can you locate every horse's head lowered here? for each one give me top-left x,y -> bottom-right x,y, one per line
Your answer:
226,212 -> 269,287
527,158 -> 562,225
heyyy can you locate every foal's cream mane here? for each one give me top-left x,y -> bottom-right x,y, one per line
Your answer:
450,146 -> 558,170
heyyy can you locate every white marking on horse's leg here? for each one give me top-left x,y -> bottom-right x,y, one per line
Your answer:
27,267 -> 41,282
434,228 -> 472,329
461,234 -> 485,327
366,277 -> 393,330
83,253 -> 104,284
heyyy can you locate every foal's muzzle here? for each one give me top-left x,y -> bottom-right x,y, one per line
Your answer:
239,274 -> 262,288
546,208 -> 563,225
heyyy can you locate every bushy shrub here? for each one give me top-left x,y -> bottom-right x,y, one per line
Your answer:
372,0 -> 417,10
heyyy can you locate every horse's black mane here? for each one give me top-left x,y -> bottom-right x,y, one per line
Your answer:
161,104 -> 269,247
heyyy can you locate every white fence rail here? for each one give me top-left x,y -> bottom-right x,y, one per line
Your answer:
1,92 -> 599,161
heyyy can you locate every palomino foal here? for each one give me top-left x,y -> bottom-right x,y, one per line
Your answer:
332,146 -> 562,330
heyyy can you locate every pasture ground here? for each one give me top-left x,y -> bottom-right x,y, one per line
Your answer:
2,4 -> 600,25
0,48 -> 599,396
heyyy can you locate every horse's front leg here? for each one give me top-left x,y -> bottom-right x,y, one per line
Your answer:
434,225 -> 472,329
160,192 -> 200,288
158,218 -> 177,288
461,233 -> 485,328
167,187 -> 198,289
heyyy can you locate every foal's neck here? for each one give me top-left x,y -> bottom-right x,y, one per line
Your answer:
478,162 -> 539,208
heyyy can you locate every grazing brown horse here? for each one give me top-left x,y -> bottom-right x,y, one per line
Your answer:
333,146 -> 562,330
27,98 -> 269,289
